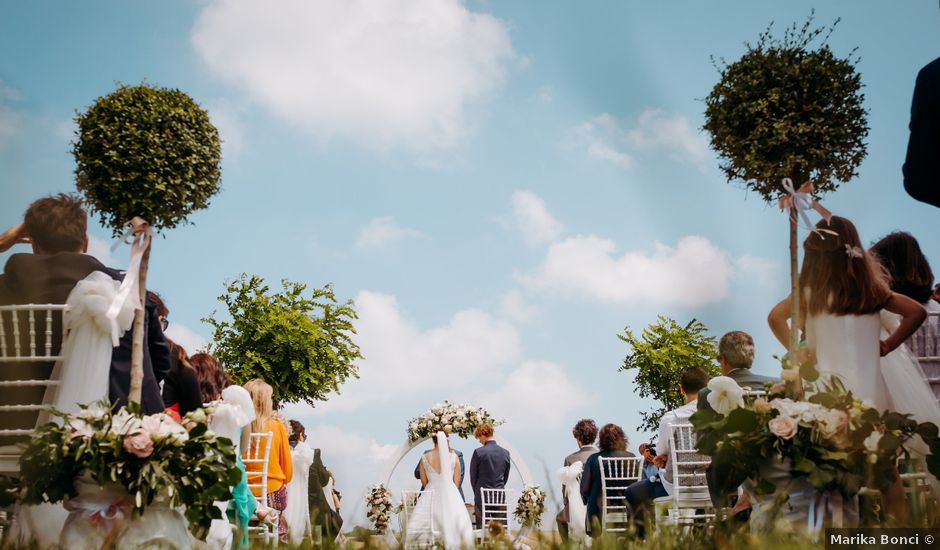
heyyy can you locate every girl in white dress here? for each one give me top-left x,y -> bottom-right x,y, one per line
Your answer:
768,216 -> 926,520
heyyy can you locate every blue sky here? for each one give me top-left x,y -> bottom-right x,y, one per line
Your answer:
2,0 -> 938,526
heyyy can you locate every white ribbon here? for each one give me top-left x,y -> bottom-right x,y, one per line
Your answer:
807,490 -> 843,541
779,178 -> 836,239
106,218 -> 151,321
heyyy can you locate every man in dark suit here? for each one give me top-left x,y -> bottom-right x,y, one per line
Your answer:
414,435 -> 466,500
469,423 -> 511,528
904,56 -> 940,208
0,195 -> 170,438
698,330 -> 777,507
556,418 -> 598,540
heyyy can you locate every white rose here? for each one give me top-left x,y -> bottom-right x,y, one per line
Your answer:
863,431 -> 882,453
706,376 -> 745,415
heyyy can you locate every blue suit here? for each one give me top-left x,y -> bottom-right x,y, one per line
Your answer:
415,448 -> 465,501
469,440 -> 511,528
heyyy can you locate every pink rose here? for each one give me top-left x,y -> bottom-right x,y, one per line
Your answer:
768,415 -> 798,440
123,431 -> 154,458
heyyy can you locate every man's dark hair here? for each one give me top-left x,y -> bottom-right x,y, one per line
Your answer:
288,419 -> 306,446
572,419 -> 598,446
598,423 -> 626,452
23,193 -> 87,254
679,366 -> 709,395
147,291 -> 168,319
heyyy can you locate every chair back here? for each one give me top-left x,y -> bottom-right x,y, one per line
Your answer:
481,488 -> 511,534
910,313 -> 940,398
244,431 -> 274,503
668,424 -> 711,506
403,489 -> 435,549
0,304 -> 68,473
599,456 -> 642,532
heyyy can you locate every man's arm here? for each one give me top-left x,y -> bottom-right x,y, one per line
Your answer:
414,457 -> 422,480
904,59 -> 940,208
146,299 -> 171,383
469,449 -> 479,489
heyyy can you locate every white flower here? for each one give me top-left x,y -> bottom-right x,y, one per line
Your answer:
863,431 -> 882,453
706,376 -> 745,415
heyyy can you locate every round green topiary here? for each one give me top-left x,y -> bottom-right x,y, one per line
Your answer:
73,83 -> 222,235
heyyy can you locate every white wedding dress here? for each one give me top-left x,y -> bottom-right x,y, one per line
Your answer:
405,433 -> 473,549
284,441 -> 315,546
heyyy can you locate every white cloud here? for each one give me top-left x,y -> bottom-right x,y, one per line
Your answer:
84,236 -> 115,267
164,323 -> 210,354
355,217 -> 422,249
498,289 -> 538,323
536,85 -> 554,105
192,0 -> 515,151
0,82 -> 23,149
476,360 -> 592,431
520,234 -> 735,307
735,255 -> 782,289
511,190 -> 563,246
315,291 -> 523,413
569,109 -> 709,172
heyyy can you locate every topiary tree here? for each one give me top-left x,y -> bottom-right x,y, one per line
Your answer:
203,274 -> 362,407
618,316 -> 720,433
73,83 -> 222,402
703,15 -> 868,354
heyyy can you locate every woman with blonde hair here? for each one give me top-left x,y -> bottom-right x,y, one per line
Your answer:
243,379 -> 293,542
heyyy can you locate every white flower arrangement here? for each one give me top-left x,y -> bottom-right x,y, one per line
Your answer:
365,484 -> 394,533
513,485 -> 546,527
406,401 -> 502,443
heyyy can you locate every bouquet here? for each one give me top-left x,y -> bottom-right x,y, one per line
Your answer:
15,401 -> 242,538
407,401 -> 502,443
691,357 -> 940,499
366,484 -> 394,533
514,485 -> 546,527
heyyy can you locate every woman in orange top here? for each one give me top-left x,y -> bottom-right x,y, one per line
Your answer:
243,379 -> 293,542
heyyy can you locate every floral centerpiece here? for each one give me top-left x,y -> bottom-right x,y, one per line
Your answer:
514,485 -> 546,527
14,402 -> 242,541
407,401 -> 502,443
691,358 -> 940,502
365,484 -> 394,533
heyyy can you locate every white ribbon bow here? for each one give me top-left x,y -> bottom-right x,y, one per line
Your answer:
106,217 -> 151,321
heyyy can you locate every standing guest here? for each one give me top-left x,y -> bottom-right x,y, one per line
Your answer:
870,231 -> 936,306
580,423 -> 635,537
149,292 -> 201,419
903,56 -> 940,208
244,379 -> 293,542
626,367 -> 708,536
0,195 -> 170,447
307,448 -> 343,540
555,419 -> 598,541
469,423 -> 511,529
284,420 -> 315,546
191,352 -> 231,404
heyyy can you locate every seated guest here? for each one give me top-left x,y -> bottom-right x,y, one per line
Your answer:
638,443 -> 659,481
580,423 -> 635,537
698,331 -> 777,506
244,379 -> 293,542
0,195 -> 170,447
150,292 -> 202,419
625,366 -> 708,536
556,419 -> 598,541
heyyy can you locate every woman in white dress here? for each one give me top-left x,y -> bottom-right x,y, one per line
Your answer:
769,216 -> 926,520
405,432 -> 474,549
283,420 -> 316,546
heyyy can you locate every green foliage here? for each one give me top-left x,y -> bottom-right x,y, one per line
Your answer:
16,402 -> 241,539
618,316 -> 720,432
204,274 -> 362,406
73,83 -> 222,235
703,13 -> 868,200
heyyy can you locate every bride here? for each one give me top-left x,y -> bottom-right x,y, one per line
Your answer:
405,431 -> 474,549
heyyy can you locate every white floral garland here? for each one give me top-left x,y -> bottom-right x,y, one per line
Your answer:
407,401 -> 501,443
365,484 -> 393,533
513,485 -> 546,527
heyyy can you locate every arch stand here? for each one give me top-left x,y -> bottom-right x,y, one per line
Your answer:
378,434 -> 537,544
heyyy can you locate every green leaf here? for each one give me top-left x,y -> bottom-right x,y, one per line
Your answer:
725,408 -> 759,433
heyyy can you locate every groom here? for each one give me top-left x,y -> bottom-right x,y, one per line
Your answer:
469,423 -> 511,528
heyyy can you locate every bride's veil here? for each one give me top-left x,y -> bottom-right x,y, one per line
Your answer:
436,431 -> 454,483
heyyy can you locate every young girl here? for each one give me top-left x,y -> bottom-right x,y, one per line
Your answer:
244,379 -> 293,542
768,215 -> 926,519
